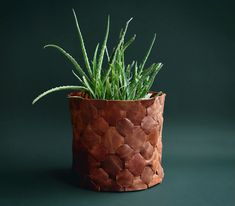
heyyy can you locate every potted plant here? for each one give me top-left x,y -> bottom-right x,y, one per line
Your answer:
33,9 -> 166,192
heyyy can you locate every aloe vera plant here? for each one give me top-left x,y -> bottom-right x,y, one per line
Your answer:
32,9 -> 163,104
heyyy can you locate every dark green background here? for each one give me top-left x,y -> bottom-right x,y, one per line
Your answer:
1,0 -> 235,205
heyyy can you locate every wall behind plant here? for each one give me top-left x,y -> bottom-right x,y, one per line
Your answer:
1,1 -> 235,205
1,0 -> 234,123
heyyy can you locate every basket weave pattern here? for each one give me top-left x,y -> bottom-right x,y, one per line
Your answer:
69,92 -> 166,191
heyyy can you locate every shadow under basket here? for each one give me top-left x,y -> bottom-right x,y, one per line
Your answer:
68,91 -> 166,192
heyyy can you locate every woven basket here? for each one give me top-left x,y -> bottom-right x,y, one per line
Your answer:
68,92 -> 166,191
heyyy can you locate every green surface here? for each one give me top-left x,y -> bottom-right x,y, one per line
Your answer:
1,117 -> 234,206
1,0 -> 235,205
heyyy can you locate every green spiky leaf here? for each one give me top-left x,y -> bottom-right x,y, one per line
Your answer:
32,85 -> 88,105
33,10 -> 164,104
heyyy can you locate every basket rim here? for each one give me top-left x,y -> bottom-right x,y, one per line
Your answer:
67,91 -> 166,102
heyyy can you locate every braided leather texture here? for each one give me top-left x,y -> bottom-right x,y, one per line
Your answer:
68,92 -> 166,191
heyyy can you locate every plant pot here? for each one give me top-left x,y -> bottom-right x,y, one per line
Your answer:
68,91 -> 166,192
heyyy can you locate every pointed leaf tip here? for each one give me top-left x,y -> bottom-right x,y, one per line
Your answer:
127,17 -> 133,25
72,8 -> 76,15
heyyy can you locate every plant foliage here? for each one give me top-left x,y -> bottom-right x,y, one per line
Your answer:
32,9 -> 163,104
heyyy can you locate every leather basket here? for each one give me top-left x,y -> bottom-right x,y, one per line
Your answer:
68,91 -> 166,191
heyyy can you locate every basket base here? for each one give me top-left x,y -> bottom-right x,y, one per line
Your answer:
72,169 -> 163,192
